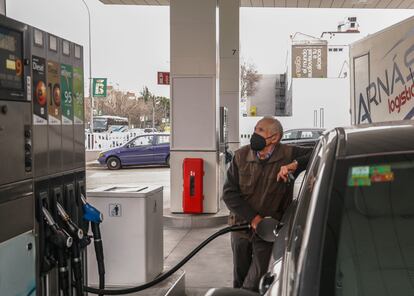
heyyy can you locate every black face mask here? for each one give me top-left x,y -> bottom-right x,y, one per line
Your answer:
250,133 -> 276,151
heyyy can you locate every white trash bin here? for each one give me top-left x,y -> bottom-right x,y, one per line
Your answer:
86,185 -> 163,287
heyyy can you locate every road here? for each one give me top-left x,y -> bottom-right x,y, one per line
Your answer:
86,165 -> 171,209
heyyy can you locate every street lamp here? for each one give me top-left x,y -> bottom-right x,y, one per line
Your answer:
81,0 -> 93,132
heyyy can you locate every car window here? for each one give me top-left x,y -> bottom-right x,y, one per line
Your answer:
131,135 -> 154,147
313,131 -> 323,138
300,131 -> 313,139
299,131 -> 322,139
283,131 -> 299,140
157,135 -> 170,145
319,153 -> 414,296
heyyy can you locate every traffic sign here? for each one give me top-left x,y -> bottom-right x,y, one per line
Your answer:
93,78 -> 107,97
157,72 -> 170,85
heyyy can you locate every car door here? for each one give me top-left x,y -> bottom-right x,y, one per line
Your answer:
119,135 -> 155,165
153,135 -> 170,164
263,141 -> 325,296
283,131 -> 337,296
282,142 -> 323,296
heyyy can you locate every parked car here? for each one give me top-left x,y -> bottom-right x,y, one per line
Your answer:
281,128 -> 324,148
207,120 -> 414,296
98,133 -> 170,169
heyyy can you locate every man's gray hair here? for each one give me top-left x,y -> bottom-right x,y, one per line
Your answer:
258,116 -> 284,138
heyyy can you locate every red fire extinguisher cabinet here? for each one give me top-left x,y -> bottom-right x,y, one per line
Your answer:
182,158 -> 204,213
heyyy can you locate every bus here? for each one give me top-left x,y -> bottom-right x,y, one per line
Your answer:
92,115 -> 129,133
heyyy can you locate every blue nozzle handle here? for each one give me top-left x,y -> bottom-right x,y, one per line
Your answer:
80,194 -> 103,224
83,203 -> 103,224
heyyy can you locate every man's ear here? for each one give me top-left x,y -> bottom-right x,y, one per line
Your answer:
271,134 -> 280,145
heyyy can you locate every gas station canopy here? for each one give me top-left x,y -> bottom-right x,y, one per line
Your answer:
99,0 -> 414,9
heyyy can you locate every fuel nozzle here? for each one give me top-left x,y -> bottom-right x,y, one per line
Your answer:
42,207 -> 72,249
287,172 -> 295,184
57,202 -> 84,240
56,202 -> 88,296
42,206 -> 72,296
80,194 -> 105,295
57,202 -> 90,248
80,194 -> 103,224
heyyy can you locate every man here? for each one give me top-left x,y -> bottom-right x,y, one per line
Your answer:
223,117 -> 312,292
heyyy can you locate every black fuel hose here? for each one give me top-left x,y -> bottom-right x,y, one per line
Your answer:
57,248 -> 70,296
84,223 -> 250,295
91,222 -> 105,296
71,243 -> 84,296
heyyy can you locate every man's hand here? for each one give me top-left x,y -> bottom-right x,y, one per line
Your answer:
277,160 -> 298,182
251,214 -> 263,231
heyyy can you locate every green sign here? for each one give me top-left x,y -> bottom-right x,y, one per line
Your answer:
348,164 -> 394,187
73,67 -> 84,124
93,78 -> 107,97
348,166 -> 371,187
60,64 -> 73,124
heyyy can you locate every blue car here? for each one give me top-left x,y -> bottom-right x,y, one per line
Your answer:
98,133 -> 170,170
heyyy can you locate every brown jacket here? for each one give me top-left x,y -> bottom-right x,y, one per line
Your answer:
223,143 -> 311,225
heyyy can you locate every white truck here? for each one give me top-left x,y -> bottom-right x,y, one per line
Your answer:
350,16 -> 414,124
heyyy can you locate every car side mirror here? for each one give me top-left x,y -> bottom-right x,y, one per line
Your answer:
256,217 -> 284,242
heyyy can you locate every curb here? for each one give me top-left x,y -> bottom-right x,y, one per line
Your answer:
86,161 -> 103,168
163,207 -> 229,229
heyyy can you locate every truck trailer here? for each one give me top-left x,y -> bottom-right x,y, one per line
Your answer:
350,16 -> 414,124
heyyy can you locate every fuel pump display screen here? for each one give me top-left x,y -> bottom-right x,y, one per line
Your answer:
0,26 -> 23,91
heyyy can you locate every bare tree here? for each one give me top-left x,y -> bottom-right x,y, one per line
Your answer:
84,85 -> 170,130
140,86 -> 156,128
153,96 -> 170,129
240,61 -> 262,98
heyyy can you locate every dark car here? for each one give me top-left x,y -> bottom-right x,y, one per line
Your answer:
98,133 -> 170,169
281,128 -> 324,148
208,120 -> 414,296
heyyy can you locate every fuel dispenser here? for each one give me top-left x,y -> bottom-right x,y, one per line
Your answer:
24,18 -> 87,296
0,16 -> 36,295
219,106 -> 229,154
34,37 -> 87,296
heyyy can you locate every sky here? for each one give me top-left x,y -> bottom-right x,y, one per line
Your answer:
7,0 -> 170,97
6,0 -> 414,97
240,7 -> 414,74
